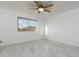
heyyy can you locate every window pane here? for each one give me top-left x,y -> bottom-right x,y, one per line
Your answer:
17,17 -> 38,31
18,19 -> 29,28
29,20 -> 37,27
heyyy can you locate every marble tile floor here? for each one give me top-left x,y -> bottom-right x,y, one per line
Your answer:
0,39 -> 79,57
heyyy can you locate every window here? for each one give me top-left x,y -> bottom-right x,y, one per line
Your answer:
17,17 -> 38,31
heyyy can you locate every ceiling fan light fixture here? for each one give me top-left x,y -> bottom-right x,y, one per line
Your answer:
38,8 -> 44,12
31,1 -> 53,14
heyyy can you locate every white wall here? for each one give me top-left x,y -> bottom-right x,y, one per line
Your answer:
46,8 -> 79,47
0,8 -> 43,46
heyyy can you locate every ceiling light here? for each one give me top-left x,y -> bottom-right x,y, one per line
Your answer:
38,8 -> 44,12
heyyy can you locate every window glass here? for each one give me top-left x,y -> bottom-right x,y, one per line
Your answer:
17,17 -> 37,31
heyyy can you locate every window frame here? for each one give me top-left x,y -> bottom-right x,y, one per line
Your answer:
17,17 -> 38,32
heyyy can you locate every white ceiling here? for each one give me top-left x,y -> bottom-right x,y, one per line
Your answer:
0,1 -> 79,18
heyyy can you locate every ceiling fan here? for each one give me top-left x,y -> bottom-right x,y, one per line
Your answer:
29,1 -> 53,14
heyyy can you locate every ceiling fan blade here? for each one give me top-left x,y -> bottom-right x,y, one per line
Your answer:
44,9 -> 50,12
38,11 -> 40,14
34,1 -> 41,7
44,4 -> 53,8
